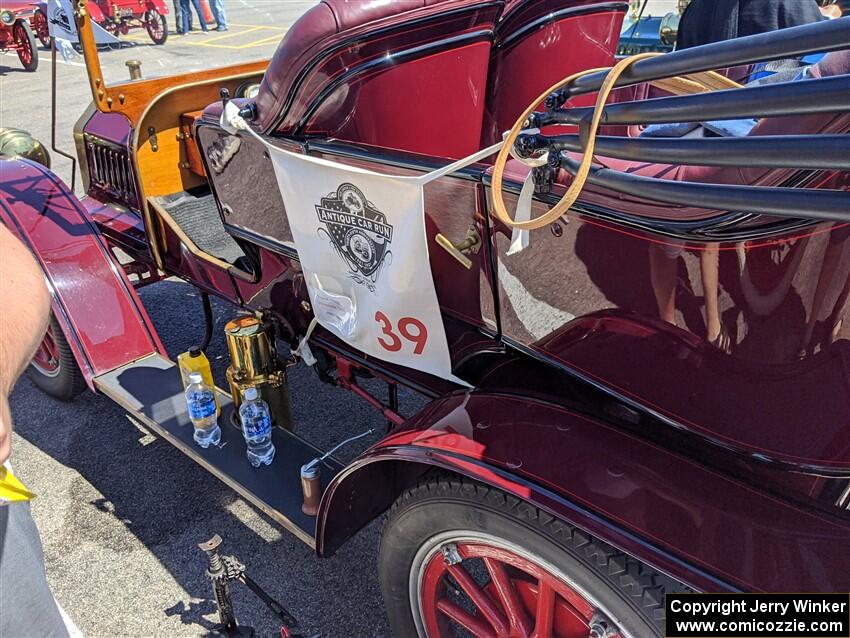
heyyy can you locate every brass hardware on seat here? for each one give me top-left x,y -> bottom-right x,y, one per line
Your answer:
435,226 -> 481,270
147,127 -> 158,152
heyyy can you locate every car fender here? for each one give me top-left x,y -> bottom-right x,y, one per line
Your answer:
86,1 -> 106,23
317,391 -> 850,593
0,158 -> 164,387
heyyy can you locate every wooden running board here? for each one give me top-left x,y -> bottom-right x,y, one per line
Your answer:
93,354 -> 342,547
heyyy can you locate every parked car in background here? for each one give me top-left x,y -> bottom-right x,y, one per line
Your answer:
618,0 -> 687,54
33,0 -> 168,47
0,1 -> 38,70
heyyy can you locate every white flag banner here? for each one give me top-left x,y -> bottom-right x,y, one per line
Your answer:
223,102 -> 501,384
47,0 -> 120,44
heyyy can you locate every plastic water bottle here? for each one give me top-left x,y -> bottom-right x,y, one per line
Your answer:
239,387 -> 275,467
186,372 -> 221,448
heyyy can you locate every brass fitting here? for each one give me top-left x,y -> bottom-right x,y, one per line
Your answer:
125,59 -> 142,80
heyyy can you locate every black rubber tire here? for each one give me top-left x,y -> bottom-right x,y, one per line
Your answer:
379,474 -> 687,637
27,314 -> 87,401
145,11 -> 168,45
14,21 -> 38,72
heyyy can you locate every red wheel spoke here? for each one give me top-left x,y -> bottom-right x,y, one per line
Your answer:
447,563 -> 510,636
420,541 -> 624,638
32,328 -> 59,374
530,581 -> 555,638
437,599 -> 498,638
483,557 -> 532,637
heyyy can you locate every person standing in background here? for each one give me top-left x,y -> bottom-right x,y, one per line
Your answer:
0,225 -> 70,637
211,0 -> 227,31
180,0 -> 208,33
173,0 -> 183,34
676,0 -> 836,49
173,0 -> 194,34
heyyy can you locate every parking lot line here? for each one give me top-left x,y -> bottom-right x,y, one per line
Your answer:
193,27 -> 287,49
227,22 -> 287,31
234,33 -> 285,48
115,22 -> 286,48
201,26 -> 264,43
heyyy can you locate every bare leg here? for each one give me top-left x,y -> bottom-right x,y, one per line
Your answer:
827,272 -> 850,343
649,243 -> 678,325
801,237 -> 844,351
700,245 -> 722,342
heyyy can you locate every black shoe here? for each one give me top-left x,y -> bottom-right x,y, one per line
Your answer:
215,26 -> 228,31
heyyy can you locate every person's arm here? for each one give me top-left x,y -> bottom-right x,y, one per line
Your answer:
0,224 -> 51,465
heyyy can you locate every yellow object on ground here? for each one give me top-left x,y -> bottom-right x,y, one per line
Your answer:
0,466 -> 36,502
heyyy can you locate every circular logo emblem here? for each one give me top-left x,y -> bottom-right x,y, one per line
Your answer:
339,185 -> 366,215
346,229 -> 374,266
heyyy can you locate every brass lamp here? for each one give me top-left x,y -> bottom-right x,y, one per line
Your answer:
0,128 -> 51,169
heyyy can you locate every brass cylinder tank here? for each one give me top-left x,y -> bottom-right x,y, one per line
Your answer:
224,315 -> 293,431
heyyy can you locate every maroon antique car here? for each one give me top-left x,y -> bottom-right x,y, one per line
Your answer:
31,0 -> 168,47
2,1 -> 849,635
0,1 -> 38,70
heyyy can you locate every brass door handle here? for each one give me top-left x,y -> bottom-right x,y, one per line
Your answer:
435,233 -> 472,269
435,226 -> 481,270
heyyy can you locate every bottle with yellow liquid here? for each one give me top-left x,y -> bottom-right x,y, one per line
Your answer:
177,346 -> 220,416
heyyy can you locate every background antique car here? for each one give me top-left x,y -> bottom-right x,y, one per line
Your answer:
0,1 -> 38,70
1,1 -> 849,636
32,0 -> 169,47
618,0 -> 686,55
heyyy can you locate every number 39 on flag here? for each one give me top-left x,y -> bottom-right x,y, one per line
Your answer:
375,312 -> 428,355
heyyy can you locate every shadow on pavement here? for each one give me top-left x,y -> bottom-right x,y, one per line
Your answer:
11,278 -> 393,637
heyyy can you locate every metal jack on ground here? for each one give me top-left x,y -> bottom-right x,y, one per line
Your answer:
198,535 -> 317,638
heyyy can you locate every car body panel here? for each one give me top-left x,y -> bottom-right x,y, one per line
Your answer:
318,391 -> 850,592
0,158 -> 164,383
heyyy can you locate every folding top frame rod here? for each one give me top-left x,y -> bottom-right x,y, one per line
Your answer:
560,156 -> 850,223
527,135 -> 850,171
549,17 -> 850,105
538,75 -> 850,126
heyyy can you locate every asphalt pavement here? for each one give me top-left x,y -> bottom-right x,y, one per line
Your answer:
1,3 -> 401,636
